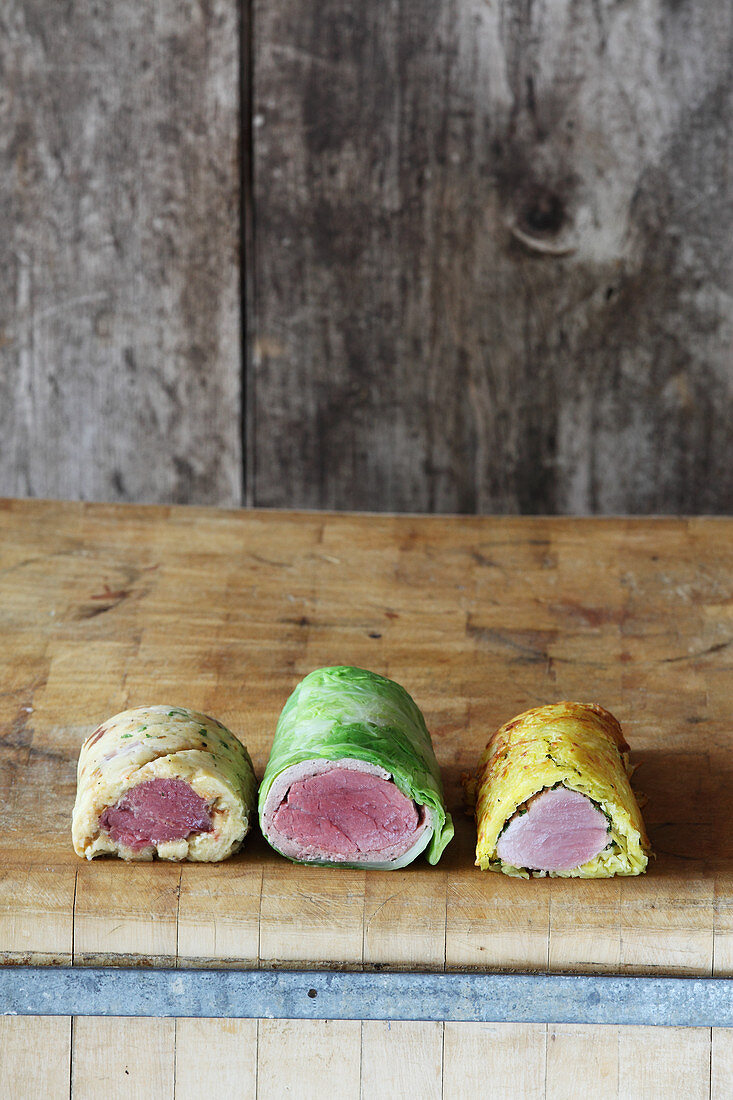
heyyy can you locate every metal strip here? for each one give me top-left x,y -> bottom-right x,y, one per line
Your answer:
2,968 -> 733,1026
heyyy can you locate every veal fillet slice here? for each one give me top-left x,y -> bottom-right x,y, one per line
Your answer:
262,759 -> 430,865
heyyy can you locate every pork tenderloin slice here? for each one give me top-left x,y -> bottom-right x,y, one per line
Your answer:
262,759 -> 431,866
496,786 -> 609,871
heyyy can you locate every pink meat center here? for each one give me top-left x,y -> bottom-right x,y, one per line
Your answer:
496,787 -> 609,871
100,778 -> 213,851
272,769 -> 420,858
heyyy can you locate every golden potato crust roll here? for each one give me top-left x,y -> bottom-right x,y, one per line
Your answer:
472,702 -> 650,878
72,705 -> 257,862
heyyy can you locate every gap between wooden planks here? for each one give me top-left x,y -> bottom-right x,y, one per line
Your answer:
0,1017 -> 726,1099
0,857 -> 724,976
3,502 -> 733,1093
1,501 -> 732,974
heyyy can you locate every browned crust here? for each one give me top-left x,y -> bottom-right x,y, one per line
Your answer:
484,701 -> 629,759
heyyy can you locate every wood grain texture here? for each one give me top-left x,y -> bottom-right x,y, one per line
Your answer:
545,1026 -> 619,1099
3,3 -> 733,515
174,1019 -> 258,1099
0,502 -> 730,1094
617,1026 -> 712,1100
73,862 -> 180,967
257,1020 -> 362,1099
0,864 -> 76,964
360,1021 -> 444,1100
0,1017 -> 71,1100
2,499 -> 731,986
711,1029 -> 733,1100
252,0 -> 733,513
443,1023 -> 547,1098
363,870 -> 446,969
71,1017 -> 175,1100
258,865 -> 366,968
0,2 -> 241,506
177,863 -> 263,967
5,1015 -> 722,1098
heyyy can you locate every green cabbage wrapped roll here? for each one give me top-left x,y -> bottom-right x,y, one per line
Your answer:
259,666 -> 454,868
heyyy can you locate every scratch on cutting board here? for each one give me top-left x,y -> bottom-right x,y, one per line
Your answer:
365,894 -> 401,931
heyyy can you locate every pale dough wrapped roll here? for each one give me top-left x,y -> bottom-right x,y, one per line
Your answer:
472,702 -> 650,878
72,705 -> 257,862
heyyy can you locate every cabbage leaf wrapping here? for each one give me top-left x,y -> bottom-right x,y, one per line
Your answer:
259,666 -> 454,867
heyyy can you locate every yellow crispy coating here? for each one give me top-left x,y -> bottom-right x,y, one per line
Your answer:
474,702 -> 651,878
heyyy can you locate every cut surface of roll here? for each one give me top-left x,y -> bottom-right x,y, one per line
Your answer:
472,702 -> 650,878
495,787 -> 609,871
259,666 -> 453,868
72,705 -> 257,862
99,778 -> 214,851
263,758 -> 433,866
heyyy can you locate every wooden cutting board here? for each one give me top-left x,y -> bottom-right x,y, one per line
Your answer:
0,498 -> 730,977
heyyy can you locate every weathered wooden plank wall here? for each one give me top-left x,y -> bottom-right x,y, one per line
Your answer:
0,1 -> 241,505
2,1 -> 733,513
252,0 -> 733,514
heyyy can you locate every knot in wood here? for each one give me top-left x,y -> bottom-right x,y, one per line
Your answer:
520,186 -> 565,235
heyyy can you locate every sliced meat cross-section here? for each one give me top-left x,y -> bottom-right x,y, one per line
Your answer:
100,778 -> 213,851
258,665 -> 454,869
496,786 -> 609,872
261,758 -> 432,866
272,767 -> 422,861
72,704 -> 258,862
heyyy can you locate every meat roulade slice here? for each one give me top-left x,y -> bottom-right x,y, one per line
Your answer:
259,666 -> 454,869
470,702 -> 650,878
72,705 -> 257,862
